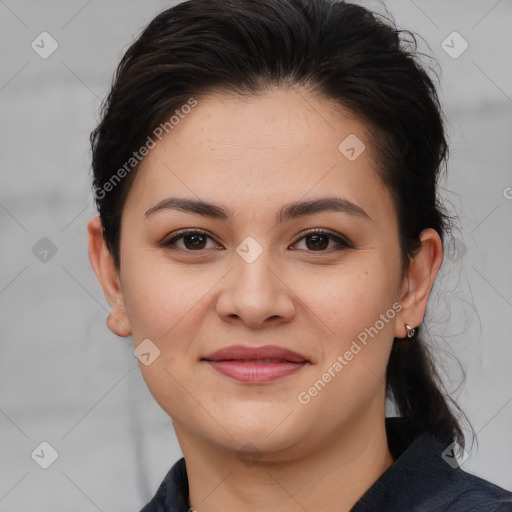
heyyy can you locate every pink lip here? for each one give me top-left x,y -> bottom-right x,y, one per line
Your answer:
202,344 -> 308,383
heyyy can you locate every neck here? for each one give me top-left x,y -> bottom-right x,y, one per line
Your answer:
175,409 -> 394,512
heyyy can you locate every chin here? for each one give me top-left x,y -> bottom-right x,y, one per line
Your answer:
218,427 -> 304,461
221,408 -> 312,454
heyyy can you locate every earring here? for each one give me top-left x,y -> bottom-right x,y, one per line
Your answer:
405,323 -> 416,339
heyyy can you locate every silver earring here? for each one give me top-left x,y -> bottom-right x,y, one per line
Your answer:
405,323 -> 416,338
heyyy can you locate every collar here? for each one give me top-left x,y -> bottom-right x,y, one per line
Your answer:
351,416 -> 454,510
141,417 -> 511,512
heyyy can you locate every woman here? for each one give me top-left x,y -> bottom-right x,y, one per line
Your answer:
87,0 -> 512,510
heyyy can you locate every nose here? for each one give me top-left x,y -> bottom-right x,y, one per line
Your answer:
215,244 -> 296,328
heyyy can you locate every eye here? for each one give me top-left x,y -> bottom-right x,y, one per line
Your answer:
161,228 -> 353,253
291,228 -> 353,252
162,230 -> 222,251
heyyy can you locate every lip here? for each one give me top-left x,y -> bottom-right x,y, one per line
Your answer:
202,344 -> 309,383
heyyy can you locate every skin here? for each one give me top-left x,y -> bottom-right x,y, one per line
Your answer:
88,87 -> 443,511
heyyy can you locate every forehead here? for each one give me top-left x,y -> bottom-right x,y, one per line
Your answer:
123,88 -> 394,224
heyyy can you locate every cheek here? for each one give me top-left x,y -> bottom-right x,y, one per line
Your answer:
296,263 -> 399,424
300,258 -> 400,342
121,261 -> 210,420
121,252 -> 218,341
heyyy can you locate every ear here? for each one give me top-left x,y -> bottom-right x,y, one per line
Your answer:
87,215 -> 132,337
395,228 -> 443,339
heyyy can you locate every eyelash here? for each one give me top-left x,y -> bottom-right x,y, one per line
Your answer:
161,228 -> 353,253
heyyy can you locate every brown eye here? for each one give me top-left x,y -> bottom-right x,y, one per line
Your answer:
305,233 -> 330,250
292,229 -> 352,252
163,230 -> 220,251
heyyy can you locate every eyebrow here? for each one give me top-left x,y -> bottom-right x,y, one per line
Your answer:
144,196 -> 371,223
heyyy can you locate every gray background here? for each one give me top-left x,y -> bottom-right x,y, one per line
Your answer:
1,0 -> 511,510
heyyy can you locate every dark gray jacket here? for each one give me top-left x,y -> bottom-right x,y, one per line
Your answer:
140,417 -> 512,511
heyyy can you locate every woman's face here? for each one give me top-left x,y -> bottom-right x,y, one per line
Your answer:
112,88 -> 409,458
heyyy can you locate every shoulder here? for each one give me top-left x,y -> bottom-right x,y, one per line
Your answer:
355,419 -> 512,512
440,468 -> 512,512
414,434 -> 512,512
139,458 -> 189,512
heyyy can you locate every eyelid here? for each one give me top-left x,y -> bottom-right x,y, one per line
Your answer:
292,228 -> 354,249
162,228 -> 220,247
162,227 -> 353,252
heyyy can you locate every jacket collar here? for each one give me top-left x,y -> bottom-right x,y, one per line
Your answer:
142,417 -> 463,512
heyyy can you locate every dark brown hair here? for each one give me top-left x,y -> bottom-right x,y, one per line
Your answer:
90,0 -> 471,446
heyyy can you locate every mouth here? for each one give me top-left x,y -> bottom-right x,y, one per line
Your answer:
201,344 -> 309,383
